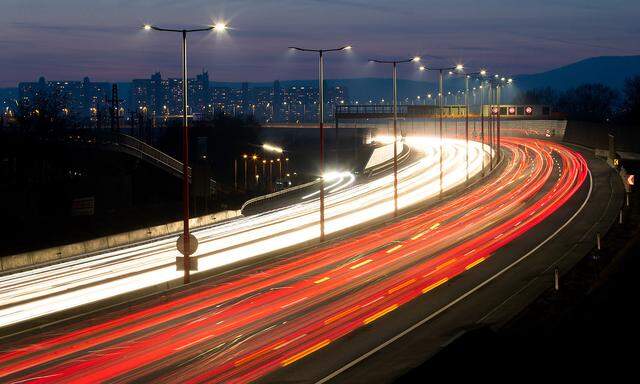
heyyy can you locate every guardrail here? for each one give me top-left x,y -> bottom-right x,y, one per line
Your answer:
240,180 -> 320,213
364,142 -> 411,177
0,210 -> 240,273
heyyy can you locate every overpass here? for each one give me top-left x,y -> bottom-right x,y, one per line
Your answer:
59,131 -> 192,181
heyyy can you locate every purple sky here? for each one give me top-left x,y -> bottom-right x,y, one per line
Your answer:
2,0 -> 639,87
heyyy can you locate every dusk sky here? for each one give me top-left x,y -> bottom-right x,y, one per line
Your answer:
2,0 -> 639,87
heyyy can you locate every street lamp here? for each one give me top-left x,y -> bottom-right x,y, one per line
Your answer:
242,154 -> 248,190
144,22 -> 227,284
369,56 -> 421,217
450,69 -> 488,180
262,143 -> 284,154
419,63 -> 464,194
289,44 -> 351,242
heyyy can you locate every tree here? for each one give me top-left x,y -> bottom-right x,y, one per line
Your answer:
16,88 -> 74,133
157,113 -> 262,184
514,87 -> 558,106
621,75 -> 640,122
557,83 -> 618,122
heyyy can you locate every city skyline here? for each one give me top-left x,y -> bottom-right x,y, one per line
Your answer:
2,0 -> 640,87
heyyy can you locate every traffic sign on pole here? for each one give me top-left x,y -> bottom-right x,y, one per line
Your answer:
176,234 -> 198,271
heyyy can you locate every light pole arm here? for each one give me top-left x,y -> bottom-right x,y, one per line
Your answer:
149,26 -> 214,33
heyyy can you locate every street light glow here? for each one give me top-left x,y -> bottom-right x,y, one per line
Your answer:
412,56 -> 421,62
419,66 -> 425,71
456,64 -> 464,71
143,24 -> 152,30
344,45 -> 352,50
263,143 -> 284,153
480,69 -> 487,76
213,22 -> 227,31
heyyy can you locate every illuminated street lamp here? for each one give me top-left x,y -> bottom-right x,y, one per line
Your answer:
144,21 -> 227,284
451,69 -> 488,179
262,143 -> 284,154
242,154 -> 248,189
369,56 -> 421,217
289,44 -> 351,242
419,63 -> 464,194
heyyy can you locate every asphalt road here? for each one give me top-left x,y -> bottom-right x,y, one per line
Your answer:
261,143 -> 622,383
0,138 -> 483,331
0,138 -> 599,383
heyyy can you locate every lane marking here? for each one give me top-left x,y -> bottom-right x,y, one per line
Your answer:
386,245 -> 403,254
234,346 -> 272,366
363,304 -> 399,325
388,279 -> 416,294
316,167 -> 593,384
421,278 -> 449,294
350,259 -> 373,270
435,259 -> 456,270
282,339 -> 332,367
411,231 -> 427,240
465,257 -> 486,270
325,306 -> 360,325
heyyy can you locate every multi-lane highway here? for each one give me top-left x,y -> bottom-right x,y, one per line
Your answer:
0,137 -> 588,383
0,137 -> 485,329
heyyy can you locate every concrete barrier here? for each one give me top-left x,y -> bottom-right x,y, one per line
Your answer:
1,210 -> 241,274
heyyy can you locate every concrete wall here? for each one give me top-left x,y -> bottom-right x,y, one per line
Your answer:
0,210 -> 240,273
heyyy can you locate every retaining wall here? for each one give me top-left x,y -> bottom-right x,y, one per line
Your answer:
0,210 -> 240,273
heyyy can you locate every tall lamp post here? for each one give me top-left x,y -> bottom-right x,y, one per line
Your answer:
419,64 -> 464,194
450,70 -> 487,180
243,154 -> 248,190
144,22 -> 227,284
289,45 -> 351,242
369,56 -> 421,217
496,77 -> 513,163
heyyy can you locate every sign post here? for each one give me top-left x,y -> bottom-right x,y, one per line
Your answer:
176,233 -> 199,271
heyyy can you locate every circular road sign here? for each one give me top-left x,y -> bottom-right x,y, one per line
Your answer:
177,234 -> 199,256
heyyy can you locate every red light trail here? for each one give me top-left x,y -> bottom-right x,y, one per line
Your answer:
0,137 -> 587,384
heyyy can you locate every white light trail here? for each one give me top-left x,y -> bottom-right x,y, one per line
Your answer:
0,137 -> 489,328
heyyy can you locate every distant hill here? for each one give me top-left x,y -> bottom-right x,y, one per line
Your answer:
514,55 -> 640,91
210,56 -> 640,102
5,55 -> 640,105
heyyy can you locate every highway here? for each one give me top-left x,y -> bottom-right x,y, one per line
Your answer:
0,137 -> 486,329
0,137 -> 587,383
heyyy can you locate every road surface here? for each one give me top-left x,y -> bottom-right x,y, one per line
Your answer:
0,137 -> 589,383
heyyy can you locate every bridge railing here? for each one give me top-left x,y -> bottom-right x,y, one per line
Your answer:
116,133 -> 191,179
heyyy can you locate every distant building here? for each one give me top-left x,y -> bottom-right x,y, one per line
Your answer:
131,70 -> 211,118
16,74 -> 349,125
251,87 -> 274,122
18,76 -> 109,118
273,80 -> 283,121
